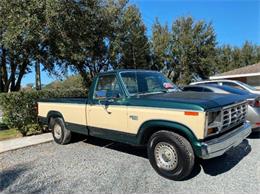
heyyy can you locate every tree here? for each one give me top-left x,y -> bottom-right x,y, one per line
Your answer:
240,41 -> 259,67
214,45 -> 234,73
45,0 -> 128,87
0,0 -> 48,92
44,75 -> 85,90
22,83 -> 34,91
214,42 -> 260,73
109,5 -> 150,69
170,17 -> 217,84
151,18 -> 172,73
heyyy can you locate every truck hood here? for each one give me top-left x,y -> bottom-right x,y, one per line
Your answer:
129,92 -> 247,111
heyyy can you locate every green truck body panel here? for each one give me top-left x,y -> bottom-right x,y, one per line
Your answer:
136,120 -> 202,156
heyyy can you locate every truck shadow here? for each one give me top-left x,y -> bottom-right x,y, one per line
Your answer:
247,131 -> 260,139
199,139 -> 251,176
81,136 -> 251,180
83,136 -> 148,158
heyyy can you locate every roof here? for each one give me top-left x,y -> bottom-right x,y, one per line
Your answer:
184,84 -> 229,94
210,62 -> 260,79
99,69 -> 158,75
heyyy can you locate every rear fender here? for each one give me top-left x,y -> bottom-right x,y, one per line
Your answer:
47,111 -> 65,125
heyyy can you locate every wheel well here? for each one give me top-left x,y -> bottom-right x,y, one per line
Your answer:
47,111 -> 64,127
140,125 -> 192,146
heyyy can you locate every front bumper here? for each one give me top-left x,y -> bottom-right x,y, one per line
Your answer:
247,106 -> 260,130
200,121 -> 252,159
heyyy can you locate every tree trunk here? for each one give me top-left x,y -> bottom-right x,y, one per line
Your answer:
14,59 -> 28,91
0,46 -> 6,92
8,50 -> 17,92
1,48 -> 8,92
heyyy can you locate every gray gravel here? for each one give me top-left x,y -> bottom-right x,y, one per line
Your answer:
1,133 -> 260,194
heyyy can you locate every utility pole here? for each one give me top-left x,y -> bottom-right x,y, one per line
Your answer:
35,60 -> 41,90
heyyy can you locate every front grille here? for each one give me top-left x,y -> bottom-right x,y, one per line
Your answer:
221,102 -> 247,132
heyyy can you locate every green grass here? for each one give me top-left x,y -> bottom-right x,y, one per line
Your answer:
0,128 -> 22,141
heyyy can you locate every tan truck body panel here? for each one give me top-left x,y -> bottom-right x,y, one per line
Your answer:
38,102 -> 206,139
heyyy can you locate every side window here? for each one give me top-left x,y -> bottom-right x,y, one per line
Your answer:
94,75 -> 123,99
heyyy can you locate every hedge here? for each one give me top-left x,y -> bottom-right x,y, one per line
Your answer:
0,89 -> 87,136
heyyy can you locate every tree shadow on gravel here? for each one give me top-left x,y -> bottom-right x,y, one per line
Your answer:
0,163 -> 62,193
0,165 -> 28,192
199,139 -> 251,176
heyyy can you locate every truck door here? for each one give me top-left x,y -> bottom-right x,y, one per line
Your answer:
87,74 -> 128,135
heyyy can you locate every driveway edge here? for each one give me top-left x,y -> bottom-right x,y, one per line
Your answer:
0,133 -> 53,153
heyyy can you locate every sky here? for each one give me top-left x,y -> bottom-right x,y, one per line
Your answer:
22,0 -> 260,86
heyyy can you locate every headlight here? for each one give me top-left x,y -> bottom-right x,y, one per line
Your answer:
205,111 -> 222,137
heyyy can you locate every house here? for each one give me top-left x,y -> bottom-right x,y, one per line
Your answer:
210,62 -> 260,89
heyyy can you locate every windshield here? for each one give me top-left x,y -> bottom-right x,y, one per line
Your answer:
120,71 -> 179,95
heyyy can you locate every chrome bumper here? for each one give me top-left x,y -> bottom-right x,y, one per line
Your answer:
200,121 -> 252,159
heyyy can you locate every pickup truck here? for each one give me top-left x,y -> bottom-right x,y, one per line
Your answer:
38,70 -> 252,180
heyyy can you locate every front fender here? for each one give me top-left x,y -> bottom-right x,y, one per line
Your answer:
136,120 -> 203,157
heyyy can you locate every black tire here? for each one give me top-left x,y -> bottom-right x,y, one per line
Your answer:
49,117 -> 71,145
147,130 -> 195,181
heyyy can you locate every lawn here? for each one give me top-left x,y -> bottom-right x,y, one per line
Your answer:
0,128 -> 22,141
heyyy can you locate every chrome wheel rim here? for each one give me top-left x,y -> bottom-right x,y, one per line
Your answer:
154,142 -> 178,171
53,124 -> 62,139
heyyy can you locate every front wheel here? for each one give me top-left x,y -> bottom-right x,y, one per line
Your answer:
147,130 -> 195,181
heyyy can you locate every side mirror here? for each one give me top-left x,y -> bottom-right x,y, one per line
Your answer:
95,90 -> 107,100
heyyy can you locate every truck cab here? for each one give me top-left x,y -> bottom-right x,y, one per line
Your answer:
38,70 -> 252,180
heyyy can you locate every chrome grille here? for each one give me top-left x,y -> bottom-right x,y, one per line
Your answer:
221,102 -> 247,131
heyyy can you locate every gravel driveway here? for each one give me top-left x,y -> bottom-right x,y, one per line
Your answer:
1,133 -> 260,194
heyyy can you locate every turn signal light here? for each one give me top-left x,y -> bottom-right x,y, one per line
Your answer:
255,100 -> 260,107
184,111 -> 199,116
208,128 -> 215,135
248,99 -> 260,107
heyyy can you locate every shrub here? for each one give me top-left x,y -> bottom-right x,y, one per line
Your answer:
0,88 -> 87,136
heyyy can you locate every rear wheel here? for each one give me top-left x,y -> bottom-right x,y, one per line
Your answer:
147,130 -> 195,181
49,117 -> 71,145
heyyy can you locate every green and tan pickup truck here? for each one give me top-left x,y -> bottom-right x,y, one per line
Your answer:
38,70 -> 252,180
